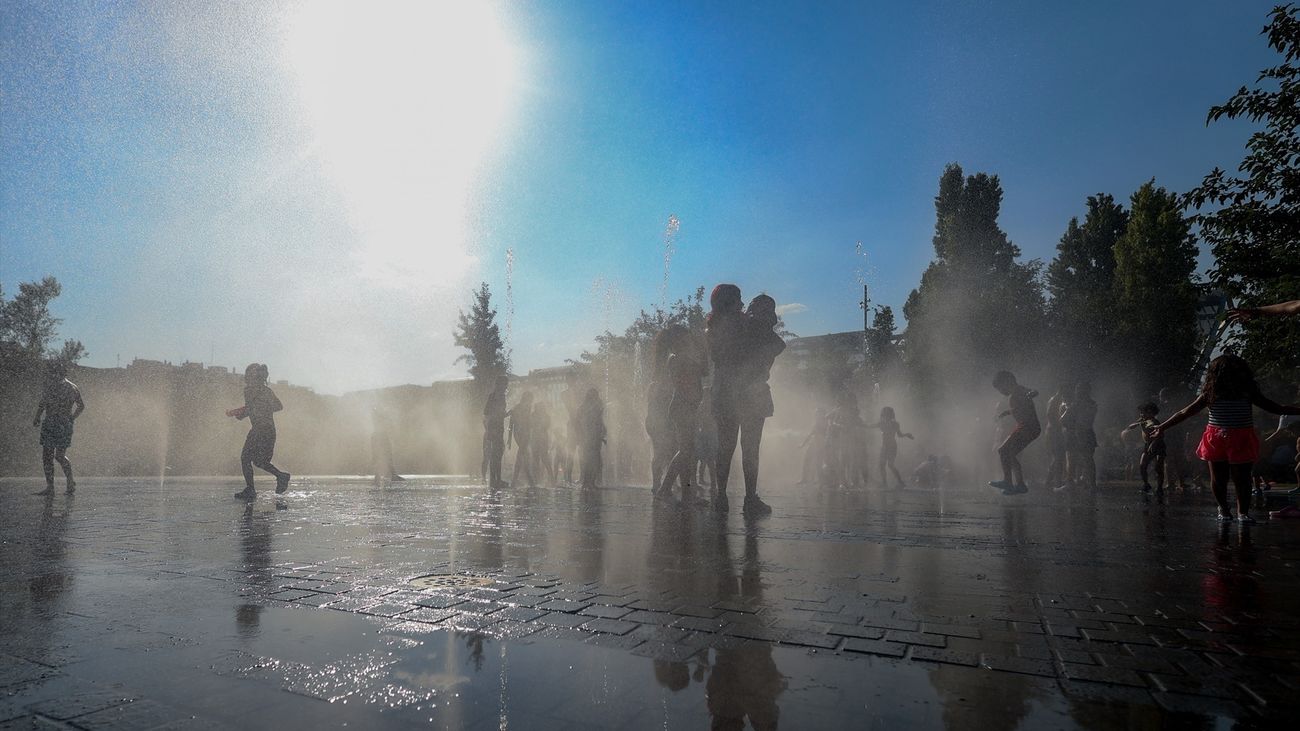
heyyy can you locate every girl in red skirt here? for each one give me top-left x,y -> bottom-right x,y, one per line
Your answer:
1154,354 -> 1300,524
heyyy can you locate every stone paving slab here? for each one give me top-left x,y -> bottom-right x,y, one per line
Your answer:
3,476 -> 1300,728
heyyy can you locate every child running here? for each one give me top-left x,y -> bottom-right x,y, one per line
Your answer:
1121,401 -> 1166,495
1153,353 -> 1300,524
990,370 -> 1040,495
32,361 -> 84,496
231,363 -> 291,500
870,406 -> 914,489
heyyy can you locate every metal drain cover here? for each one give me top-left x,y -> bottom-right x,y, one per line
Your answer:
410,573 -> 495,590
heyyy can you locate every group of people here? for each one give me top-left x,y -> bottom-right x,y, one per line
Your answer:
797,397 -> 915,490
980,300 -> 1300,524
479,284 -> 788,517
28,296 -> 1300,524
481,375 -> 607,490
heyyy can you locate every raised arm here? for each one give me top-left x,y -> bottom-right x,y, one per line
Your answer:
1228,299 -> 1300,323
1153,395 -> 1208,437
266,388 -> 283,413
32,399 -> 46,427
1250,390 -> 1300,417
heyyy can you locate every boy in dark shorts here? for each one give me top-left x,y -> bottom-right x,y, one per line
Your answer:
990,370 -> 1040,495
231,363 -> 291,500
1122,401 -> 1166,494
33,362 -> 84,495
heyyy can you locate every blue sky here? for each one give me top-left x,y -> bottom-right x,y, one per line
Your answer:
0,0 -> 1279,393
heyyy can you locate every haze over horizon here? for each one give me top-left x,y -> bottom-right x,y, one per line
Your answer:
1,0 -> 1279,395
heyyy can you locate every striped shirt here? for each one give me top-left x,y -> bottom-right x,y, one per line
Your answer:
1207,399 -> 1254,429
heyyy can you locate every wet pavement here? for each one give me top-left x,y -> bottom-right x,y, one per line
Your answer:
2,476 -> 1300,729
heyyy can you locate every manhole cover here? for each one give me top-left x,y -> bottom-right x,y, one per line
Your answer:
410,573 -> 495,590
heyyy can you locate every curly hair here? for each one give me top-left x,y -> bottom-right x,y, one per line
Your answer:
1201,353 -> 1258,403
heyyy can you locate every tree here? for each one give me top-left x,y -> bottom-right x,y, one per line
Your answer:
453,283 -> 508,399
864,305 -> 900,385
903,164 -> 1047,403
0,276 -> 86,367
1,276 -> 63,355
1112,181 -> 1200,393
1045,194 -> 1129,370
1186,4 -> 1300,380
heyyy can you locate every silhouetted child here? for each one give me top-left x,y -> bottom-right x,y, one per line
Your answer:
483,376 -> 508,489
870,406 -> 914,489
658,334 -> 707,501
1154,353 -> 1300,524
1060,381 -> 1098,491
370,409 -> 405,485
798,408 -> 829,486
231,363 -> 290,500
531,401 -> 557,486
578,388 -> 606,489
33,361 -> 84,495
1044,382 -> 1069,488
913,454 -> 943,489
1159,386 -> 1198,491
990,371 -> 1040,495
1122,402 -> 1166,494
508,391 -> 537,488
829,390 -> 869,488
695,400 -> 717,489
647,326 -> 685,490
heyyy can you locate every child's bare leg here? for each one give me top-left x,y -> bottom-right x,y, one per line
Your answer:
998,449 -> 1015,485
41,446 -> 56,490
1138,453 -> 1151,486
1230,463 -> 1255,516
889,463 -> 905,487
1208,461 -> 1231,515
1155,455 -> 1165,490
55,448 -> 74,489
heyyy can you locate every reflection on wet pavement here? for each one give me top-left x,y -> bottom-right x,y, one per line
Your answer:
2,476 -> 1299,728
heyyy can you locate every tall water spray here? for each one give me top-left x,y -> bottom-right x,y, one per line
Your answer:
659,214 -> 680,310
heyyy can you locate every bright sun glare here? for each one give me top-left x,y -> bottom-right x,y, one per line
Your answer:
281,0 -> 519,285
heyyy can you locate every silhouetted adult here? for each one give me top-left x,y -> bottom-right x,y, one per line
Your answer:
737,295 -> 785,514
483,376 -> 509,489
707,286 -> 785,515
33,361 -> 84,496
231,363 -> 291,500
707,284 -> 747,510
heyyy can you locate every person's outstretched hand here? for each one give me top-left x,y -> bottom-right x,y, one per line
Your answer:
32,417 -> 40,427
1226,308 -> 1257,324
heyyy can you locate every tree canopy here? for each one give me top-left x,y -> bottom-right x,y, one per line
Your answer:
453,283 -> 508,394
903,164 -> 1046,402
1187,4 -> 1300,380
